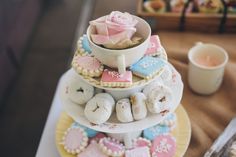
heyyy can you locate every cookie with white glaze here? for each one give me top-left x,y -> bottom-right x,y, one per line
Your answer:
116,98 -> 133,123
84,93 -> 115,124
130,92 -> 147,120
146,83 -> 172,114
62,72 -> 94,105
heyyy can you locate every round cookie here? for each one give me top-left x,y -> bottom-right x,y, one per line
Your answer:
130,92 -> 147,120
143,124 -> 170,141
84,93 -> 115,125
71,122 -> 98,137
116,98 -> 133,123
132,137 -> 151,148
61,127 -> 88,154
62,72 -> 94,105
146,83 -> 172,114
72,55 -> 104,77
99,137 -> 125,157
150,134 -> 176,157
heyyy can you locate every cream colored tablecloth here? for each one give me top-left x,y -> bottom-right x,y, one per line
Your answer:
159,32 -> 236,157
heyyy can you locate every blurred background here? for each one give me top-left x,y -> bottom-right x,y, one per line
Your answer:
0,0 -> 235,156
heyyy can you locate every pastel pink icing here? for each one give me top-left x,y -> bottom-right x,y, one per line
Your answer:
101,69 -> 132,83
64,129 -> 84,150
133,138 -> 151,148
151,135 -> 176,157
76,56 -> 101,70
102,138 -> 124,152
145,35 -> 162,55
79,141 -> 108,157
89,133 -> 106,143
125,146 -> 150,157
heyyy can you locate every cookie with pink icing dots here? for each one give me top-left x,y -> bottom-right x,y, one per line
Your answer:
61,127 -> 88,154
99,137 -> 125,157
150,134 -> 176,157
100,69 -> 132,87
132,137 -> 151,149
72,55 -> 104,77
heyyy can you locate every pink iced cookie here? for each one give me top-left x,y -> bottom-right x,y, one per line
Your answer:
78,141 -> 108,157
99,137 -> 125,157
100,69 -> 132,87
61,127 -> 88,154
132,137 -> 151,148
151,134 -> 176,157
72,56 -> 104,77
145,35 -> 162,56
89,133 -> 107,143
125,146 -> 150,157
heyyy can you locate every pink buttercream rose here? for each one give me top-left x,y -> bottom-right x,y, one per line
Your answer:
89,11 -> 139,49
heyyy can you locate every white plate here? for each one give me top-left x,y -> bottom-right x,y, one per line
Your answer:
60,63 -> 183,133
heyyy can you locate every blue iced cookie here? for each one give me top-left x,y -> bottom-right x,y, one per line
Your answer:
143,124 -> 170,140
159,113 -> 177,127
77,34 -> 92,54
71,122 -> 98,137
130,56 -> 165,79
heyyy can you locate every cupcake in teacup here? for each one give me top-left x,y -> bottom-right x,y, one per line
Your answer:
87,11 -> 151,74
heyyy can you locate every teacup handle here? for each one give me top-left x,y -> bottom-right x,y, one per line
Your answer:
117,55 -> 126,74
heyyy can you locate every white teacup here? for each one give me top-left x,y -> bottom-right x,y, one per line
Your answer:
188,42 -> 228,95
86,15 -> 151,74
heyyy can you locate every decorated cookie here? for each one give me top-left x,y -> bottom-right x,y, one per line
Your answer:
100,69 -> 132,87
145,35 -> 167,60
132,137 -> 151,148
125,146 -> 151,157
71,122 -> 98,137
146,83 -> 172,114
116,98 -> 134,123
61,127 -> 88,154
159,113 -> 177,128
150,134 -> 176,157
72,55 -> 104,77
89,133 -> 107,143
79,140 -> 108,157
160,65 -> 172,82
143,124 -> 170,140
77,34 -> 92,55
62,74 -> 94,105
84,93 -> 115,124
130,56 -> 165,79
99,137 -> 125,157
130,92 -> 147,120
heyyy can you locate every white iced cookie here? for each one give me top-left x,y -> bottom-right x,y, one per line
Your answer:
130,93 -> 147,120
116,98 -> 133,123
62,71 -> 94,105
143,78 -> 163,97
146,83 -> 172,114
84,93 -> 115,124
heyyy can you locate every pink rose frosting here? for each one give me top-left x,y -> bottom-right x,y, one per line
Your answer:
89,11 -> 138,48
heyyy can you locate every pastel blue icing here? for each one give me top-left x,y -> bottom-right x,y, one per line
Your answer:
163,113 -> 175,121
71,122 -> 97,137
130,56 -> 165,78
143,124 -> 170,140
82,35 -> 92,53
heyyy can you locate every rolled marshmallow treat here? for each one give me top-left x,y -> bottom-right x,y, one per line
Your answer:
146,83 -> 172,114
84,93 -> 115,124
116,98 -> 133,123
130,92 -> 147,120
62,72 -> 94,105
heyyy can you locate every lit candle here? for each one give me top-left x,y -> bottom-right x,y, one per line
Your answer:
194,54 -> 222,67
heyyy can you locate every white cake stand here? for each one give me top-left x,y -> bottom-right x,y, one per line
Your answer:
60,63 -> 183,148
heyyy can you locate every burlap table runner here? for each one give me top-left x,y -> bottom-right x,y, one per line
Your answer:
159,31 -> 236,157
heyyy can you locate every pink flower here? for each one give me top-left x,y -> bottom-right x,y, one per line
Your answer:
89,11 -> 138,48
